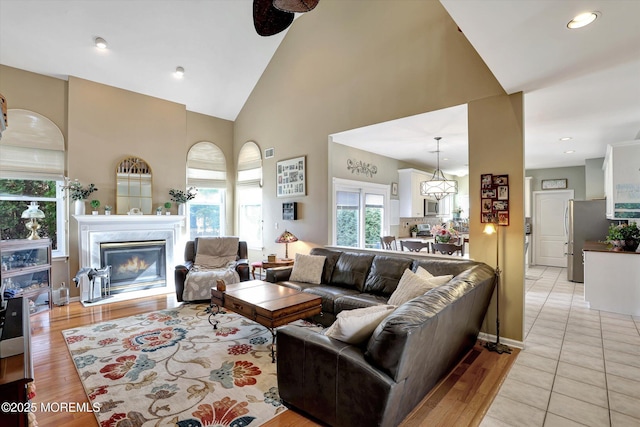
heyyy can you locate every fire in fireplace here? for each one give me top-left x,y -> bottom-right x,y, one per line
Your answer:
100,240 -> 166,294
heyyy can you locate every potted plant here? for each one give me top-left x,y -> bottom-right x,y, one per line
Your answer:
410,224 -> 418,238
62,180 -> 98,215
164,202 -> 172,215
90,199 -> 100,215
156,206 -> 163,216
431,224 -> 460,243
169,187 -> 198,216
104,205 -> 112,215
606,222 -> 640,252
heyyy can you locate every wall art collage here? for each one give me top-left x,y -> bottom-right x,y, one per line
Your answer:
481,173 -> 509,225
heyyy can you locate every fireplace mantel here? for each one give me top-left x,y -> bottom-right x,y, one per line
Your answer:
73,215 -> 184,304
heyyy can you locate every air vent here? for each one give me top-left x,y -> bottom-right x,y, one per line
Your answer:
265,148 -> 275,158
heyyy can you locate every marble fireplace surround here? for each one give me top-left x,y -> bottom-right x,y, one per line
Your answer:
73,215 -> 183,305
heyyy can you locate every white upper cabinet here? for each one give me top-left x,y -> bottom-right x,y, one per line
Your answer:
398,168 -> 430,217
603,141 -> 640,220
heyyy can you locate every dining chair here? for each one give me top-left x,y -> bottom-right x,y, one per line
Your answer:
400,241 -> 431,253
380,236 -> 397,250
431,242 -> 465,256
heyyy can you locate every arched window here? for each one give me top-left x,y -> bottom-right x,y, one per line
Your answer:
186,142 -> 227,239
237,142 -> 262,250
0,109 -> 66,256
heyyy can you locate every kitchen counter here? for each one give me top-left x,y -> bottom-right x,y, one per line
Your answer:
583,241 -> 640,316
583,240 -> 640,254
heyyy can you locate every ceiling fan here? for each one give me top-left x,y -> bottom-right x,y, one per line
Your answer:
254,0 -> 320,36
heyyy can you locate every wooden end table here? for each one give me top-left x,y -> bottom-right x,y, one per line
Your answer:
209,280 -> 321,362
252,258 -> 294,279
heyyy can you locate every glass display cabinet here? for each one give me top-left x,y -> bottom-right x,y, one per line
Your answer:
0,239 -> 52,315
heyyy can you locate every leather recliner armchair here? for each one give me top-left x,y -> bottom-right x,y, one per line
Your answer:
174,238 -> 249,302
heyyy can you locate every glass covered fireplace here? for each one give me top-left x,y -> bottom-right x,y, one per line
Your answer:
100,240 -> 166,294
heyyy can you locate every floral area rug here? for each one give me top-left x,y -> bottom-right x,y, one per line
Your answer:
63,303 -> 320,427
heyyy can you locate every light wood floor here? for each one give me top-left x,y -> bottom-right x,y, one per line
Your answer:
30,295 -> 518,427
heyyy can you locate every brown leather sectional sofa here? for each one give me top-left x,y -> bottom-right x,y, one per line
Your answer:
266,246 -> 496,427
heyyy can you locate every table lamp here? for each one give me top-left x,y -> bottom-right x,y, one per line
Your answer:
276,230 -> 298,260
21,201 -> 45,240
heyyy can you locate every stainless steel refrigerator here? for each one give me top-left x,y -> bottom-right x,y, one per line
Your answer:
567,199 -> 612,282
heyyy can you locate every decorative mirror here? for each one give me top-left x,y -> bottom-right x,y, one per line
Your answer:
116,157 -> 152,214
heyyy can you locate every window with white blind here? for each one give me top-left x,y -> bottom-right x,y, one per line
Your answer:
0,109 -> 67,257
237,142 -> 262,250
186,142 -> 227,239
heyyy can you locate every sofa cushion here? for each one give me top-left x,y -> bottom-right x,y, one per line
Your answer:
363,255 -> 414,296
387,269 -> 452,306
330,252 -> 375,291
310,247 -> 343,284
304,285 -> 361,314
325,305 -> 396,345
335,293 -> 390,314
289,253 -> 326,284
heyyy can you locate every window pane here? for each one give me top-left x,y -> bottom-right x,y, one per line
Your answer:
0,179 -> 59,250
336,190 -> 360,247
238,186 -> 262,249
189,188 -> 225,239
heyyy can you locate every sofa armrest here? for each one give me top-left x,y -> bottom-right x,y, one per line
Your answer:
277,325 -> 402,427
174,261 -> 193,302
265,266 -> 293,282
236,258 -> 250,281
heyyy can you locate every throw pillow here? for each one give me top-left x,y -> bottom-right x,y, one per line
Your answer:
387,269 -> 453,306
324,305 -> 396,345
289,253 -> 326,284
415,265 -> 434,279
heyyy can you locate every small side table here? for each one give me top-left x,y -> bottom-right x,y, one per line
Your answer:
252,258 -> 294,279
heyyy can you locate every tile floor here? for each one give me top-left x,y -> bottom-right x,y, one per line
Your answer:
481,266 -> 640,427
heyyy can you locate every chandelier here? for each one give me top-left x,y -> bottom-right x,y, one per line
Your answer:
420,137 -> 458,201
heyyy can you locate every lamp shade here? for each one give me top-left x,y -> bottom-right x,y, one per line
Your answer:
21,201 -> 45,219
483,223 -> 497,235
276,230 -> 298,244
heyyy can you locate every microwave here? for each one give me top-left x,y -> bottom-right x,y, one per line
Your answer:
424,199 -> 438,216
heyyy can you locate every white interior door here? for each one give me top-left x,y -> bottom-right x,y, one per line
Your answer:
533,190 -> 574,267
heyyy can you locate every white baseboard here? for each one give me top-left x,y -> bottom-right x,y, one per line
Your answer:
478,332 -> 524,350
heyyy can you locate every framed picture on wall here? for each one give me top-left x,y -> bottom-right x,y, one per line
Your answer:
481,173 -> 510,224
541,178 -> 568,190
277,156 -> 306,198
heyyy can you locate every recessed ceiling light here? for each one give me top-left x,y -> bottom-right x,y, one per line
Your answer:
94,37 -> 107,49
567,11 -> 599,29
565,150 -> 576,154
559,137 -> 572,141
174,66 -> 185,79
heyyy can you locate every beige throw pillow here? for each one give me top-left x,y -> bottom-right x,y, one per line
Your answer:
415,265 -> 434,279
324,305 -> 396,345
288,253 -> 326,284
387,269 -> 453,306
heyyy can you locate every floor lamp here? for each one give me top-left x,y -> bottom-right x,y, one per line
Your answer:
483,221 -> 512,354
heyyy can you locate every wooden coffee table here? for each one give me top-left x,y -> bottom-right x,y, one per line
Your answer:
209,280 -> 321,362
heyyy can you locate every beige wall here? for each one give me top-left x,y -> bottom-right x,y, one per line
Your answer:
235,0 -> 504,253
235,1 -> 524,341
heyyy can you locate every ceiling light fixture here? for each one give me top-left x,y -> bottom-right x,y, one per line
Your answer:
567,11 -> 599,29
565,150 -> 576,154
174,66 -> 185,79
559,137 -> 572,141
420,137 -> 458,201
94,37 -> 108,49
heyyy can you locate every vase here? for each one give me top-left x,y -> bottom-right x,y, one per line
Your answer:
74,199 -> 86,216
178,204 -> 185,216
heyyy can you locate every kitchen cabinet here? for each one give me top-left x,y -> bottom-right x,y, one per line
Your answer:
398,168 -> 453,217
0,239 -> 52,315
398,168 -> 430,217
603,140 -> 640,219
